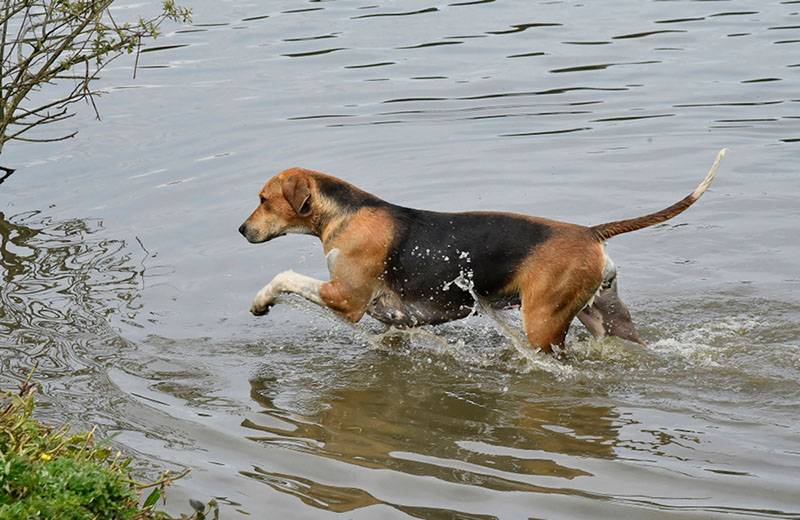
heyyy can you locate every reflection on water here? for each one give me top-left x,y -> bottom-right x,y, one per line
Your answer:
227,318 -> 800,518
2,0 -> 800,518
0,211 -> 144,418
244,359 -> 616,516
244,362 -> 564,515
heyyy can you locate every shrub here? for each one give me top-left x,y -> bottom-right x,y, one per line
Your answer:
0,379 -> 216,520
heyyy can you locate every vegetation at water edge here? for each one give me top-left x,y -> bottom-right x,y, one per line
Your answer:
0,379 -> 217,520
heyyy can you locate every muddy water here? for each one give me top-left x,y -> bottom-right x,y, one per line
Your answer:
1,0 -> 800,518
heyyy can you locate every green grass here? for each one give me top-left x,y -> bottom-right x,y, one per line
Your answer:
0,380 -> 217,520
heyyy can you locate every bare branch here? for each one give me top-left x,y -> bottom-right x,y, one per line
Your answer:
12,131 -> 78,143
12,110 -> 75,126
0,0 -> 191,156
9,109 -> 77,133
0,3 -> 28,26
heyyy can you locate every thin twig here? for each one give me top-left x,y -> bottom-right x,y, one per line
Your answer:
133,36 -> 141,79
12,131 -> 77,142
134,468 -> 191,489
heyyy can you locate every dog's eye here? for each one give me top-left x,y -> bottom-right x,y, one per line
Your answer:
260,196 -> 267,205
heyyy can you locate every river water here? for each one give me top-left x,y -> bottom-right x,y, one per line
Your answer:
1,0 -> 799,518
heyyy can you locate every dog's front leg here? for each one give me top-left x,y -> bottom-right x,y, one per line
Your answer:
250,270 -> 325,315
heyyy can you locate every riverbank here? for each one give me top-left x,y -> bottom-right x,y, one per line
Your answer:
0,379 -> 216,520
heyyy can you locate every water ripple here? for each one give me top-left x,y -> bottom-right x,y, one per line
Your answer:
7,0 -> 800,516
352,7 -> 438,20
282,48 -> 346,58
486,22 -> 562,35
612,30 -> 686,39
398,41 -> 463,49
0,211 -> 150,423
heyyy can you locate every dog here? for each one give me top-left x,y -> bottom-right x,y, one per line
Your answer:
239,150 -> 725,354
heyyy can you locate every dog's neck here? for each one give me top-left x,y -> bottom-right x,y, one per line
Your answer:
309,174 -> 385,244
316,212 -> 350,246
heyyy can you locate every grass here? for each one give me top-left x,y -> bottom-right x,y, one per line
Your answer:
0,377 -> 218,520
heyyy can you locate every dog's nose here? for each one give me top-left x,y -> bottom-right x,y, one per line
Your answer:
238,223 -> 248,237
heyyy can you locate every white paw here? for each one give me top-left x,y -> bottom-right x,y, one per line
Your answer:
250,285 -> 276,316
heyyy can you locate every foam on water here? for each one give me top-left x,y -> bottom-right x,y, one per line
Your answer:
274,296 -> 573,379
273,290 -> 800,396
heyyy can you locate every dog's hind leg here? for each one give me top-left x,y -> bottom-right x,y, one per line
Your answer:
521,302 -> 574,355
516,238 -> 607,355
519,274 -> 596,355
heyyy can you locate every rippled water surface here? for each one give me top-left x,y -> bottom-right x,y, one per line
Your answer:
1,0 -> 799,518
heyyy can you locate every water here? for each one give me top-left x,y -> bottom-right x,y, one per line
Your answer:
1,0 -> 800,517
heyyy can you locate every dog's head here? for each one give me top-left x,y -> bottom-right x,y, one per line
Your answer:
239,168 -> 316,243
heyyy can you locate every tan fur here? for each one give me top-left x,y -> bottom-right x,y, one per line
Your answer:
242,152 -> 723,354
319,208 -> 395,322
242,170 -> 396,323
510,224 -> 605,353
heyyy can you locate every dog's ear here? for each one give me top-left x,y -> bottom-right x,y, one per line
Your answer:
282,174 -> 312,217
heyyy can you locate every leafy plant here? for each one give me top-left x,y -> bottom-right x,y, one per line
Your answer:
0,376 -> 218,519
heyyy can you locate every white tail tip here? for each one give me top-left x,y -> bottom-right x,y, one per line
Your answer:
691,148 -> 727,199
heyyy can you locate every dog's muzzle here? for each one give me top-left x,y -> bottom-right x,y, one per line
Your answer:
239,223 -> 284,243
239,222 -> 261,243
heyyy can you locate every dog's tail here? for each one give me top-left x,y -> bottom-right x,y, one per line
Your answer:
590,149 -> 726,242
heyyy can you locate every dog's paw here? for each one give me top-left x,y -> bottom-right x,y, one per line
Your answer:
250,286 -> 276,316
250,301 -> 273,316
